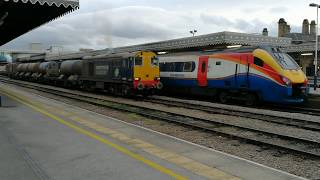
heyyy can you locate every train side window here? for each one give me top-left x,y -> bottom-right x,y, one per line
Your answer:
254,57 -> 264,67
160,62 -> 166,71
88,62 -> 94,76
134,57 -> 143,66
174,62 -> 184,72
160,62 -> 173,72
216,61 -> 221,65
192,62 -> 196,72
122,59 -> 127,67
168,63 -> 175,72
128,57 -> 134,68
201,62 -> 206,73
183,62 -> 192,72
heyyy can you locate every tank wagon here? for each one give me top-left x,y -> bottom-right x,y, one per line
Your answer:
39,61 -> 60,81
58,60 -> 82,86
16,63 -> 29,78
28,63 -> 41,79
7,51 -> 162,96
4,63 -> 18,77
159,46 -> 308,105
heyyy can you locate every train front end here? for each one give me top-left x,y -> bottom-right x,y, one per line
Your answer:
254,47 -> 308,104
133,52 -> 163,95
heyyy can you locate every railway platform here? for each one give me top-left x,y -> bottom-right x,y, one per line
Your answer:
0,83 -> 306,180
309,88 -> 320,95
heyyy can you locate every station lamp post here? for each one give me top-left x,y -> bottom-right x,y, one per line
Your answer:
310,3 -> 320,90
190,30 -> 197,37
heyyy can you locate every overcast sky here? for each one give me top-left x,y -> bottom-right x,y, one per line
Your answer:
1,0 -> 318,51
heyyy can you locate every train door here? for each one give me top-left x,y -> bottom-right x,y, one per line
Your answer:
197,56 -> 208,87
236,54 -> 250,89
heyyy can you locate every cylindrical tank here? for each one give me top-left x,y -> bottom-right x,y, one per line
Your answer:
17,64 -> 23,72
39,62 -> 50,73
39,61 -> 59,76
23,63 -> 30,72
60,60 -> 83,75
26,63 -> 33,72
28,63 -> 41,73
18,63 -> 29,72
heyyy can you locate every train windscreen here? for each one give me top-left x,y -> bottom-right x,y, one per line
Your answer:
273,52 -> 300,70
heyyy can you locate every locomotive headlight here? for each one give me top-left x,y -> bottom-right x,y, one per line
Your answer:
281,76 -> 291,86
134,77 -> 141,81
155,77 -> 160,81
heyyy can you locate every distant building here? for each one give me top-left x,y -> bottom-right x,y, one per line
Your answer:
278,18 -> 319,76
262,28 -> 268,36
278,18 -> 316,44
29,43 -> 43,51
278,18 -> 291,37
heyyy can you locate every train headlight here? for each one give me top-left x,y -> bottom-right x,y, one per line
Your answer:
155,77 -> 160,81
134,77 -> 141,81
281,76 -> 291,86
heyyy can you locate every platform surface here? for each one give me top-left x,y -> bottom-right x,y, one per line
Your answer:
309,88 -> 320,95
0,83 -> 306,180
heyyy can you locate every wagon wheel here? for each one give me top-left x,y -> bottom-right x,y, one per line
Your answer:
121,85 -> 130,96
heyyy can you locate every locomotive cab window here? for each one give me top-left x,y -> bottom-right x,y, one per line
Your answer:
134,57 -> 143,66
254,57 -> 264,67
151,57 -> 159,66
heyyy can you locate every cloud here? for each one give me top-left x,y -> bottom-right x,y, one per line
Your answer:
2,6 -> 192,50
200,13 -> 277,35
1,0 -> 310,51
269,7 -> 288,13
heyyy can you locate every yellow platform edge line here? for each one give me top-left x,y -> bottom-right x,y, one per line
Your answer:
0,88 -> 188,180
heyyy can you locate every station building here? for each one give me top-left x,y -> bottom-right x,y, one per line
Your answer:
277,18 -> 320,76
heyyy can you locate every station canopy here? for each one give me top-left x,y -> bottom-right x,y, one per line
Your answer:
0,0 -> 79,46
42,31 -> 292,61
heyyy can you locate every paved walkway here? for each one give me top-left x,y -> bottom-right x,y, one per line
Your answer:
309,87 -> 320,95
0,83 -> 307,180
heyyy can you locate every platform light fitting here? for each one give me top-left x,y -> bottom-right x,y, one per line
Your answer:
190,30 -> 197,37
310,3 -> 320,7
227,45 -> 242,49
301,53 -> 314,56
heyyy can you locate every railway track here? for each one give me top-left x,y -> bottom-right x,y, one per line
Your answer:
269,104 -> 320,117
1,78 -> 320,159
144,97 -> 320,132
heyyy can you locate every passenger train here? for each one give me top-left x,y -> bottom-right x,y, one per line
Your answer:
159,46 -> 308,105
5,51 -> 162,96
